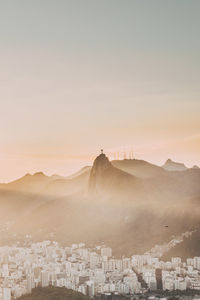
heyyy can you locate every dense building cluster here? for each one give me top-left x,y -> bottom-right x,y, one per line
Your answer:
0,241 -> 200,300
132,255 -> 200,291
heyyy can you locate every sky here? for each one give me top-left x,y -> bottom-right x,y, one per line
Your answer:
0,0 -> 200,182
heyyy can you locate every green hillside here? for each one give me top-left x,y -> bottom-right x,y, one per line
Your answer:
17,287 -> 91,300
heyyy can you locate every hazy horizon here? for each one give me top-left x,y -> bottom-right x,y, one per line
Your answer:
0,153 -> 197,184
0,0 -> 200,182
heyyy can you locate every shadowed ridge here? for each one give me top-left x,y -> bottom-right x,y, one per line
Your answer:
88,151 -> 138,196
89,152 -> 112,193
112,158 -> 165,178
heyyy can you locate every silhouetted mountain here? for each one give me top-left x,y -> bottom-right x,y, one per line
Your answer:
89,152 -> 138,195
0,170 -> 90,197
0,172 -> 53,193
162,158 -> 187,171
89,152 -> 112,193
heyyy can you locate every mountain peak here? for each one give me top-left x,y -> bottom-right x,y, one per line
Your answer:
166,158 -> 173,163
89,151 -> 112,193
193,165 -> 199,169
162,158 -> 187,171
33,172 -> 46,176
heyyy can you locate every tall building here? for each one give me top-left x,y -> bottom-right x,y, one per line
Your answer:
86,281 -> 95,297
79,276 -> 90,285
155,268 -> 163,290
101,247 -> 112,258
27,274 -> 35,293
41,271 -> 49,287
149,279 -> 157,291
171,257 -> 181,268
194,257 -> 200,270
122,258 -> 131,270
3,288 -> 11,300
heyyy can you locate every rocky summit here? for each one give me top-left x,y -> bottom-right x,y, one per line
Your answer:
88,150 -> 112,193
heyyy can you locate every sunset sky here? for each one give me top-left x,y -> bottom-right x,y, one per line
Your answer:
0,0 -> 200,182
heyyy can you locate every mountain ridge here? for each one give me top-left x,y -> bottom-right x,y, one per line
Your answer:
0,153 -> 200,258
162,158 -> 187,171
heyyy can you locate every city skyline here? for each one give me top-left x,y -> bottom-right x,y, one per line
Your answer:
1,235 -> 200,299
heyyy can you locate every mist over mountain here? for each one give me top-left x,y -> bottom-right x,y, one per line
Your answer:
112,159 -> 165,178
0,152 -> 200,258
162,225 -> 200,261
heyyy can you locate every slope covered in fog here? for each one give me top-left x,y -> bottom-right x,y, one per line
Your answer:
112,159 -> 165,178
0,154 -> 200,258
162,226 -> 200,261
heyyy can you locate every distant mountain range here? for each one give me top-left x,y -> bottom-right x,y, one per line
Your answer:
0,153 -> 200,259
162,158 -> 187,171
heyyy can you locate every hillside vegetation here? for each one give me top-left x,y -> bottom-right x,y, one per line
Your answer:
17,287 -> 91,300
